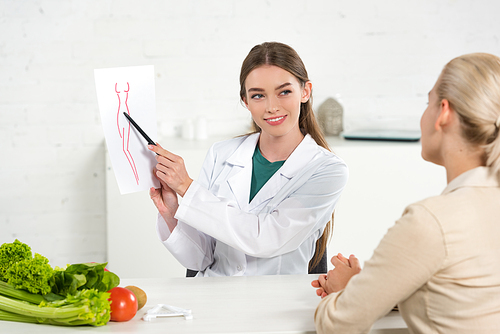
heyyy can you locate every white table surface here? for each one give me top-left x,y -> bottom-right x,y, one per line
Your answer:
0,274 -> 408,333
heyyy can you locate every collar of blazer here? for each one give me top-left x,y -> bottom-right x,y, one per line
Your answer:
442,166 -> 500,195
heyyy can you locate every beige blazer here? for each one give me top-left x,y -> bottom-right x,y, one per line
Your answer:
315,167 -> 500,334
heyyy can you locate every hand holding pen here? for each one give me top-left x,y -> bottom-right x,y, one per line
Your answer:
123,112 -> 192,231
148,143 -> 193,198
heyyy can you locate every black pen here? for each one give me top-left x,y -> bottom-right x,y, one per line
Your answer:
123,112 -> 156,146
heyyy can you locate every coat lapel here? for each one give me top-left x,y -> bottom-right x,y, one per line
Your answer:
226,133 -> 260,211
248,171 -> 288,211
248,134 -> 319,211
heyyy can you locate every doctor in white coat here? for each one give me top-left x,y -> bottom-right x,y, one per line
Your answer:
149,42 -> 348,277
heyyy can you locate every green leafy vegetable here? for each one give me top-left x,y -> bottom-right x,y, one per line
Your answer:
5,253 -> 54,295
51,263 -> 119,297
0,240 -> 119,326
0,240 -> 119,298
0,288 -> 111,326
0,239 -> 32,281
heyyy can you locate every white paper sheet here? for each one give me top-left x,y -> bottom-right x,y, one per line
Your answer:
94,65 -> 160,194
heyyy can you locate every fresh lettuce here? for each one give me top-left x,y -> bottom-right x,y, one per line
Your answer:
5,253 -> 54,295
0,239 -> 32,281
51,262 -> 120,298
0,240 -> 119,298
0,240 -> 120,326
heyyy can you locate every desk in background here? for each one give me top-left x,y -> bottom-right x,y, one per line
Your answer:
0,274 -> 408,334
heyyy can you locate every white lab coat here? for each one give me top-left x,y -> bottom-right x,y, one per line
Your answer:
156,133 -> 348,276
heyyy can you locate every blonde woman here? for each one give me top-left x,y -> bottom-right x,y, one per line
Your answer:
313,53 -> 500,333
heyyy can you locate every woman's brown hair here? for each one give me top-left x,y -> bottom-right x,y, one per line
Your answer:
239,41 -> 332,271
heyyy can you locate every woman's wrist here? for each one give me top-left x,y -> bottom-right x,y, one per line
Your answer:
178,178 -> 194,197
159,202 -> 179,219
161,213 -> 178,233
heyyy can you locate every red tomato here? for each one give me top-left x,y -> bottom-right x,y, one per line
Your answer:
108,287 -> 138,321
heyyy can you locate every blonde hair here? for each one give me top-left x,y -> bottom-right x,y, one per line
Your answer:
437,53 -> 500,175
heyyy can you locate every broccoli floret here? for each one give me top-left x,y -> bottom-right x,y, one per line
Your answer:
0,239 -> 32,281
5,253 -> 54,295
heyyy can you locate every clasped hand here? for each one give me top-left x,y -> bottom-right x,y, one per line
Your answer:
311,253 -> 362,298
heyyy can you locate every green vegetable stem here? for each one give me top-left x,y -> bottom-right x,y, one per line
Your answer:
0,280 -> 45,304
0,289 -> 111,326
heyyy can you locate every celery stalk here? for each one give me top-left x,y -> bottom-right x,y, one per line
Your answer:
0,294 -> 82,319
0,281 -> 44,304
0,309 -> 39,324
0,289 -> 111,326
0,309 -> 93,326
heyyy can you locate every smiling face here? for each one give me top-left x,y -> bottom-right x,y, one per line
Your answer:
243,65 -> 311,141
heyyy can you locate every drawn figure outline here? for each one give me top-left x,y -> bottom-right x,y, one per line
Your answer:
115,82 -> 139,185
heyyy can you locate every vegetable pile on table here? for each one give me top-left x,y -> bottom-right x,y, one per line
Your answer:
0,239 -> 144,326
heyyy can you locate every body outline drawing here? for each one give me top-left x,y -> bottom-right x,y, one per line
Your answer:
116,82 -> 139,185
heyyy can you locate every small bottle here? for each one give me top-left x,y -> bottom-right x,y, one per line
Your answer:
182,119 -> 194,140
195,117 -> 208,140
317,95 -> 343,136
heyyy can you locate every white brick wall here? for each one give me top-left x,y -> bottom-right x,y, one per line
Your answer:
1,0 -> 499,268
